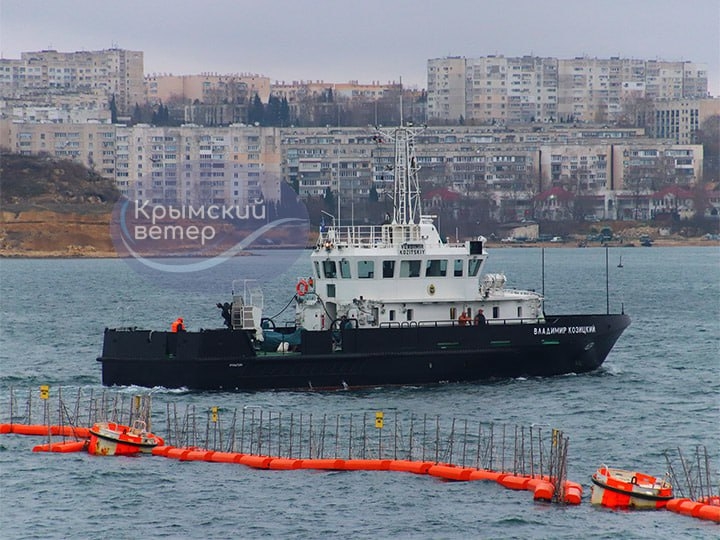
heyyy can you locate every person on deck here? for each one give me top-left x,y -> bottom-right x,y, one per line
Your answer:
458,310 -> 471,326
171,317 -> 185,332
474,309 -> 487,325
217,302 -> 232,329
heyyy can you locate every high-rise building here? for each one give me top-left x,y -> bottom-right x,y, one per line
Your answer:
0,48 -> 144,114
427,56 -> 709,125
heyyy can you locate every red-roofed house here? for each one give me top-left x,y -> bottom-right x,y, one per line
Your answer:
423,187 -> 463,208
650,185 -> 695,219
534,187 -> 574,221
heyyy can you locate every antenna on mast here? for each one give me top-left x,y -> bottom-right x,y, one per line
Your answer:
399,76 -> 403,126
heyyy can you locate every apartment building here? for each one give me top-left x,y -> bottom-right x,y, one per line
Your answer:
651,98 -> 720,144
146,73 -> 271,104
281,128 -> 375,199
1,119 -> 703,222
427,56 -> 709,125
0,49 -> 144,115
115,125 -> 282,205
427,57 -> 466,123
0,119 -> 118,175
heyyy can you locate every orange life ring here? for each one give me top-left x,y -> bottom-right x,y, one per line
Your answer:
296,279 -> 309,296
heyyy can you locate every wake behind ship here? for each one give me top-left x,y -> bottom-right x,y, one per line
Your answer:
98,124 -> 630,391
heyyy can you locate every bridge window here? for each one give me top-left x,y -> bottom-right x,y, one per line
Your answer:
425,259 -> 448,277
493,306 -> 499,319
400,260 -> 421,277
357,260 -> 374,278
322,260 -> 337,279
454,259 -> 464,277
340,259 -> 351,278
313,261 -> 321,278
468,259 -> 481,277
382,260 -> 395,278
517,306 -> 522,318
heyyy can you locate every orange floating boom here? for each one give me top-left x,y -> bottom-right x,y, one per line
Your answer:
666,498 -> 720,523
0,424 -> 90,438
144,446 -> 578,505
32,441 -> 88,453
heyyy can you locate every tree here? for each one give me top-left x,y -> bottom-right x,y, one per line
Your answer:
280,97 -> 291,126
696,115 -> 720,183
248,94 -> 264,125
109,95 -> 118,123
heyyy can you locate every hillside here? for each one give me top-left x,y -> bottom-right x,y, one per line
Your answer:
0,152 -> 119,256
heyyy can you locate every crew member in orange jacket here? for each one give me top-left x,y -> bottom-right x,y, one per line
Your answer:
171,317 -> 185,332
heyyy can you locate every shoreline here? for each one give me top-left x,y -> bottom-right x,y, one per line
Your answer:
1,239 -> 718,259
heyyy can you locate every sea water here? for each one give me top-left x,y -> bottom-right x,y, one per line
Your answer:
0,247 -> 718,539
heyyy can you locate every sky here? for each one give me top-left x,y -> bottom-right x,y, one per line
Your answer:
1,0 -> 719,95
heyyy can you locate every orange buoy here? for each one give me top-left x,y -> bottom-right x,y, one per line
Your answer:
9,424 -> 51,436
468,469 -> 502,482
499,475 -> 532,490
427,465 -> 474,481
666,498 -> 720,523
388,460 -> 433,474
32,440 -> 88,453
665,498 -> 685,512
532,480 -> 555,502
208,452 -> 242,464
676,499 -> 702,516
563,481 -> 583,505
695,503 -> 720,523
164,447 -> 192,460
181,450 -> 215,461
151,445 -> 173,457
268,458 -> 304,470
236,454 -> 273,469
300,458 -> 346,470
1,423 -> 89,439
344,459 -> 391,471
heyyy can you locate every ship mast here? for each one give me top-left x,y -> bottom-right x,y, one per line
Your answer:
380,125 -> 423,226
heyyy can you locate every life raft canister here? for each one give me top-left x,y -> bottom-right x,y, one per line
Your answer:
296,279 -> 309,296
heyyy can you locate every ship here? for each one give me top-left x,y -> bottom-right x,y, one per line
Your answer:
98,124 -> 630,391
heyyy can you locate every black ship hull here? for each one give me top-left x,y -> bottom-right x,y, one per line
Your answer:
98,313 -> 630,391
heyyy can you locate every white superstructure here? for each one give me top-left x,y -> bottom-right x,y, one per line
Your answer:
295,125 -> 545,331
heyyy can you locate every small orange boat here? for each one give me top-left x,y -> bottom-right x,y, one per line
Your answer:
591,465 -> 672,509
88,420 -> 163,456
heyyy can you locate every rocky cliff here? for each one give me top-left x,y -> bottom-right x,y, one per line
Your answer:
0,153 -> 119,256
